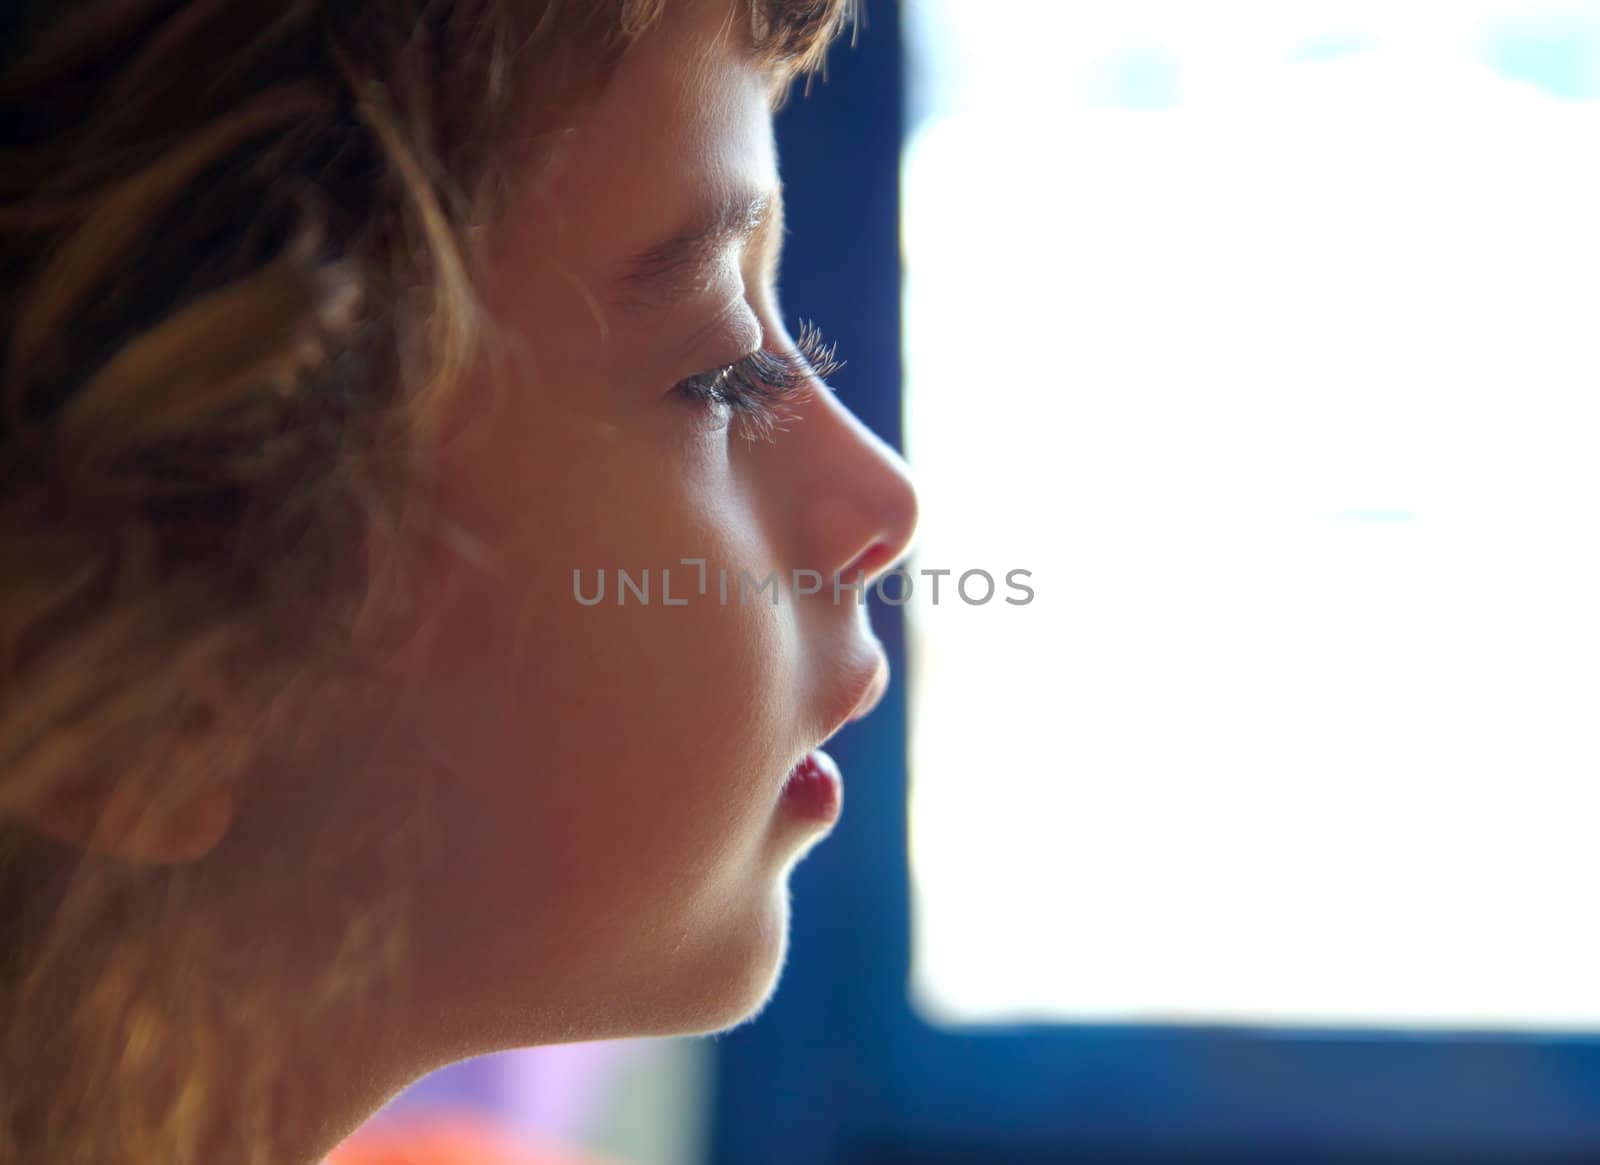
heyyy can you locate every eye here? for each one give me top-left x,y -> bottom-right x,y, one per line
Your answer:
673,321 -> 841,440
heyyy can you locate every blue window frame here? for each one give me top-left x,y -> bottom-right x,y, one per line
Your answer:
710,7 -> 1600,1163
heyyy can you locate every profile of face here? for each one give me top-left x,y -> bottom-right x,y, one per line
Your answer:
210,0 -> 917,1059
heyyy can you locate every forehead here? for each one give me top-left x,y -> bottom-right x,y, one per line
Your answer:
524,0 -> 780,267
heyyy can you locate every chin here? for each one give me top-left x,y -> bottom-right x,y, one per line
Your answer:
637,881 -> 795,1038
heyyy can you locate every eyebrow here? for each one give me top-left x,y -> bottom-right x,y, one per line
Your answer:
610,186 -> 782,311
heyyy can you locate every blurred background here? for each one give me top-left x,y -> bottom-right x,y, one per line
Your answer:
340,2 -> 1600,1162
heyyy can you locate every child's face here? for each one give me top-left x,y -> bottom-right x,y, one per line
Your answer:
262,0 -> 917,1045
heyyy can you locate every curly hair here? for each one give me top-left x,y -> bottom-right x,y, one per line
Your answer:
0,0 -> 852,1159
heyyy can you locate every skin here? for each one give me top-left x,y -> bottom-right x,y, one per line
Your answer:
76,0 -> 919,1159
384,0 -> 918,1044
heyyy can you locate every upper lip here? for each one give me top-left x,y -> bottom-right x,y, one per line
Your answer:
847,653 -> 890,723
816,644 -> 890,749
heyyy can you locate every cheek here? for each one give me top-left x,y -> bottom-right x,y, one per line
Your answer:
395,480 -> 804,1010
397,350 -> 817,1029
511,566 -> 797,879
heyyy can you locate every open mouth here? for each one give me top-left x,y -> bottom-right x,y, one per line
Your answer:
779,749 -> 842,824
777,643 -> 889,826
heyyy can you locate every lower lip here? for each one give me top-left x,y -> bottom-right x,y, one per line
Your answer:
780,749 -> 842,825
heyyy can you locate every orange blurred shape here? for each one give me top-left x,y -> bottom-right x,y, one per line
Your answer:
327,1114 -> 616,1165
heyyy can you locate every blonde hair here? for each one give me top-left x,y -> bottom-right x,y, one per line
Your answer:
0,0 -> 851,1158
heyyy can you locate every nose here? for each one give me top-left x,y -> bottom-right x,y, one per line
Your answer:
762,384 -> 920,589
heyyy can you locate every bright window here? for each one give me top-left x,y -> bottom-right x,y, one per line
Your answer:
905,0 -> 1600,1029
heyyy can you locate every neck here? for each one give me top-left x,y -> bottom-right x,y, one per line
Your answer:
0,828 -> 443,1164
3,961 -> 433,1164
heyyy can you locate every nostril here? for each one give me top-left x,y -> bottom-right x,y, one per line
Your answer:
842,540 -> 897,586
804,412 -> 920,587
835,461 -> 920,586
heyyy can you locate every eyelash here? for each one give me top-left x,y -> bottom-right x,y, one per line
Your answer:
674,320 -> 841,440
